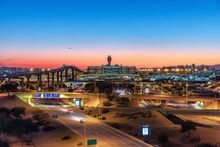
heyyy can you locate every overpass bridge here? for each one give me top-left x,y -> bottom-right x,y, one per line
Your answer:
16,91 -> 220,108
3,66 -> 83,90
135,94 -> 216,103
163,109 -> 220,116
16,92 -> 101,107
136,94 -> 220,109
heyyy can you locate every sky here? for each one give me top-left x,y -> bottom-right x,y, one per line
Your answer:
0,0 -> 220,69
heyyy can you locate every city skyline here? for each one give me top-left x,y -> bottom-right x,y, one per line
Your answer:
1,0 -> 220,68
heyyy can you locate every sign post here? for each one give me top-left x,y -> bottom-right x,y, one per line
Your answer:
139,124 -> 151,139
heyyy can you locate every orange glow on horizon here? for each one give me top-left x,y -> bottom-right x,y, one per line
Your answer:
1,47 -> 220,69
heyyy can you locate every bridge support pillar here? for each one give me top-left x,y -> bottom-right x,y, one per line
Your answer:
65,69 -> 68,81
60,71 -> 63,88
71,69 -> 75,81
60,71 -> 63,82
26,76 -> 30,90
21,78 -> 24,90
47,73 -> 50,87
56,72 -> 59,88
51,72 -> 55,87
37,74 -> 42,89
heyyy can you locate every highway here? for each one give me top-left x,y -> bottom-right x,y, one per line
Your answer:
42,107 -> 152,147
16,91 -> 220,116
163,109 -> 220,116
16,92 -> 216,103
136,94 -> 215,103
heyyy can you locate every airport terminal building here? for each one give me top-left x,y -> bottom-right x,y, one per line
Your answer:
77,56 -> 139,81
87,65 -> 136,74
86,55 -> 136,74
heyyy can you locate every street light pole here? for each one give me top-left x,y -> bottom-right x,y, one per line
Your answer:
83,97 -> 87,147
94,82 -> 101,116
97,92 -> 101,116
83,111 -> 86,147
186,83 -> 188,109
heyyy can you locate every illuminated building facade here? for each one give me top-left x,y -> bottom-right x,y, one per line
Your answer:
87,56 -> 136,74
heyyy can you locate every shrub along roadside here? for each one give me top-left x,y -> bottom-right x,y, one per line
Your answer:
0,140 -> 9,147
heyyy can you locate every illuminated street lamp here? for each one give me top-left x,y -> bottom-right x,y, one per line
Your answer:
83,109 -> 87,147
185,83 -> 189,108
94,82 -> 101,116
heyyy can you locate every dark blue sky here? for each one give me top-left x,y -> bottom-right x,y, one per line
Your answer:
0,0 -> 220,68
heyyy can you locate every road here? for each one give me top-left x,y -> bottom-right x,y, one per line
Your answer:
16,92 -> 217,104
136,94 -> 215,103
42,107 -> 152,147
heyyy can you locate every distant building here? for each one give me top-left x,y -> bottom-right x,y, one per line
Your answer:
215,70 -> 220,81
87,56 -> 136,74
192,64 -> 196,70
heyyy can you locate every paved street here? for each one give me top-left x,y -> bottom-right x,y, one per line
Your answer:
43,107 -> 152,147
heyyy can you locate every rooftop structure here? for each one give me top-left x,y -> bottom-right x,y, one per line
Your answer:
87,56 -> 136,75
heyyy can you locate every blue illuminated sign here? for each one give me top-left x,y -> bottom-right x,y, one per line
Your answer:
35,93 -> 41,98
35,93 -> 60,98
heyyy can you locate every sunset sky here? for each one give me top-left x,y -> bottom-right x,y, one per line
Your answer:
1,0 -> 220,69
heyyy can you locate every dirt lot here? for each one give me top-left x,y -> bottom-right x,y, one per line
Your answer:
0,95 -> 83,147
81,107 -> 220,146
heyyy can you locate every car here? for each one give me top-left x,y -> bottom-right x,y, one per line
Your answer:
80,119 -> 85,123
52,114 -> 58,118
67,109 -> 73,113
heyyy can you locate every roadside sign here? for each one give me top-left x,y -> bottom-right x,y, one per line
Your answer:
142,126 -> 149,135
140,125 -> 151,137
87,139 -> 97,145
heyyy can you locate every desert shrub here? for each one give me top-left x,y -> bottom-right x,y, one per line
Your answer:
0,140 -> 9,147
102,108 -> 110,114
196,143 -> 217,147
42,125 -> 56,132
106,95 -> 114,101
181,121 -> 196,137
158,133 -> 169,145
103,101 -> 112,106
110,123 -> 120,129
32,112 -> 50,121
133,116 -> 138,120
62,136 -> 71,140
120,97 -> 129,102
10,107 -> 25,118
